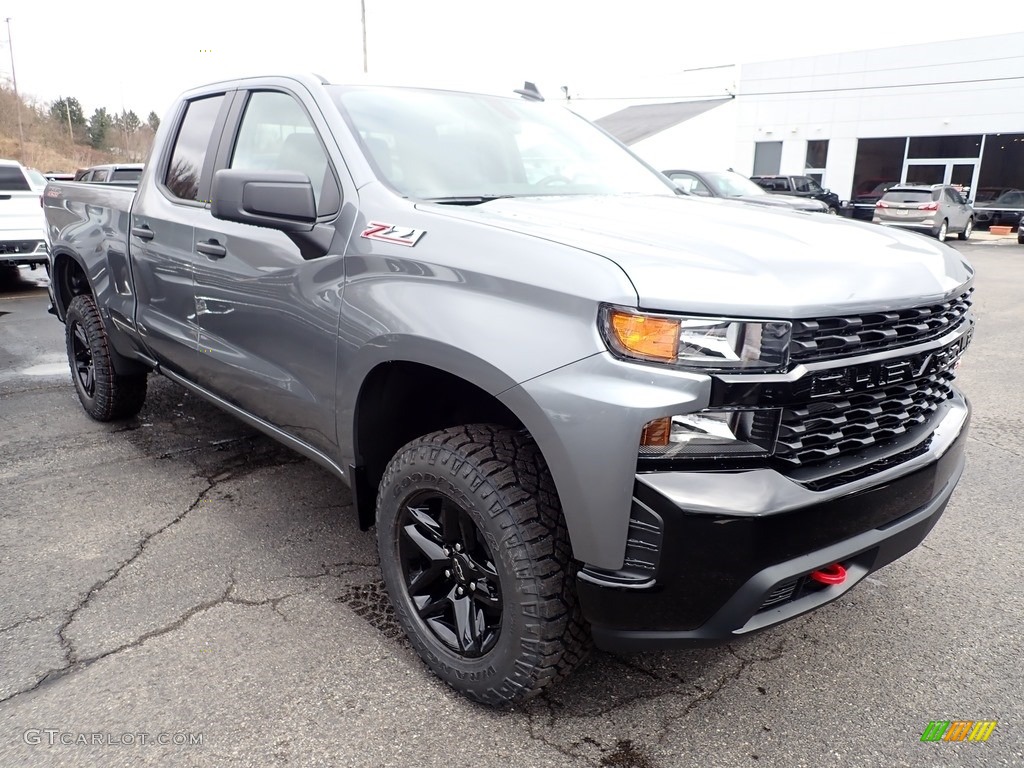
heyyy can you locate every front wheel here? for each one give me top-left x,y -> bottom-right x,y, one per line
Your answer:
376,424 -> 590,706
935,219 -> 948,240
65,294 -> 147,421
958,217 -> 973,241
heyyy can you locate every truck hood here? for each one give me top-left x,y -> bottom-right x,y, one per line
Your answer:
421,195 -> 972,317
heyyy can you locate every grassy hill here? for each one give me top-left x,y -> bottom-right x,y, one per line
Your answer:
1,85 -> 152,173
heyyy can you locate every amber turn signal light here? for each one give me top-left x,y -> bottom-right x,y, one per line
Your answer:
608,311 -> 679,362
640,417 -> 671,447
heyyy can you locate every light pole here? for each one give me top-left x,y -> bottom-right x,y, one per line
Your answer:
4,17 -> 25,162
360,0 -> 368,73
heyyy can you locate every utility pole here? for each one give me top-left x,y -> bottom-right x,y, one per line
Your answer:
4,17 -> 25,162
360,0 -> 368,73
64,98 -> 74,143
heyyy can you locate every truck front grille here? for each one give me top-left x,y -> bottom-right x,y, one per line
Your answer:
788,289 -> 973,364
774,370 -> 955,465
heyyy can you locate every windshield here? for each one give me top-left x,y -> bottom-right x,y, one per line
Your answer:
330,86 -> 675,200
703,172 -> 767,197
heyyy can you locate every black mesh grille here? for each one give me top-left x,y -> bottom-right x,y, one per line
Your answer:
775,371 -> 955,465
800,438 -> 934,492
759,577 -> 802,611
789,289 -> 973,363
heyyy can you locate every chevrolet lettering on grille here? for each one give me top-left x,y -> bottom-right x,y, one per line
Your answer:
809,327 -> 973,399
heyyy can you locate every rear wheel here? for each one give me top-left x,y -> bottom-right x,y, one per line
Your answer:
935,219 -> 948,240
958,217 -> 973,241
65,294 -> 147,421
376,424 -> 590,706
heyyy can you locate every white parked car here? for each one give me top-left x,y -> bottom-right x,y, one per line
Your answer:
0,159 -> 48,269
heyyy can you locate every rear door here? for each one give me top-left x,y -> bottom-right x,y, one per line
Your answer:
129,91 -> 234,376
190,84 -> 350,456
944,187 -> 969,230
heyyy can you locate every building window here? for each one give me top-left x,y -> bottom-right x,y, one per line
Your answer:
907,135 -> 982,159
852,137 -> 906,199
805,140 -> 829,169
975,133 -> 1024,227
753,141 -> 782,176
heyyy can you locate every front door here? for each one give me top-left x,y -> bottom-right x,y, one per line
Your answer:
191,88 -> 347,456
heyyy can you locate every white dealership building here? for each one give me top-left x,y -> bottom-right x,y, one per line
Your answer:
584,31 -> 1024,207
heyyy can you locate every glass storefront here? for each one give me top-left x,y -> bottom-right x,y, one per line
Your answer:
850,133 -> 1024,228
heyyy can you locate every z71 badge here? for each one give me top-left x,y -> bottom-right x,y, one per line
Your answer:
360,222 -> 426,247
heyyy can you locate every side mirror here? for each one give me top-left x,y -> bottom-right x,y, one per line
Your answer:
211,169 -> 316,233
965,199 -> 973,206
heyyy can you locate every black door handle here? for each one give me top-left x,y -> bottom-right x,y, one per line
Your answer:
196,240 -> 227,259
131,225 -> 154,240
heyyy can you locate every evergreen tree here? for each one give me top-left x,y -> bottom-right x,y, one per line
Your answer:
87,107 -> 111,149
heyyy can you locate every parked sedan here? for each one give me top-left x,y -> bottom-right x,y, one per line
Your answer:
847,179 -> 898,220
872,184 -> 974,240
663,169 -> 829,212
973,189 -> 1024,230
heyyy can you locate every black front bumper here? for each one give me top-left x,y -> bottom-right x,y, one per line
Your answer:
578,399 -> 969,652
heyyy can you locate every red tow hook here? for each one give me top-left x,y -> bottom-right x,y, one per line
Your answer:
809,563 -> 847,586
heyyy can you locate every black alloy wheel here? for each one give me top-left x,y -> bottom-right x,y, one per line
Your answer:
376,424 -> 590,706
398,491 -> 503,657
64,294 -> 147,421
69,318 -> 96,398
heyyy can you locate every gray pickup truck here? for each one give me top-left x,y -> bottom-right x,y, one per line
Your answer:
42,74 -> 975,706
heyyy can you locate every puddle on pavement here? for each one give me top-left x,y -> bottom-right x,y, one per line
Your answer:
21,360 -> 69,377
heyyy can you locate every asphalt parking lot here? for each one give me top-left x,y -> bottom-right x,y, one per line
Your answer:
1,238 -> 1022,768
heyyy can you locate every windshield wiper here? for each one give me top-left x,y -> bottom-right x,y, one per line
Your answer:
422,195 -> 516,206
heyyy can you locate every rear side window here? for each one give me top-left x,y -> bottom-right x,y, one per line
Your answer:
165,94 -> 226,200
0,165 -> 31,191
112,168 -> 142,182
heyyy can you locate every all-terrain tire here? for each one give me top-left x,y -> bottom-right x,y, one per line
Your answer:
65,294 -> 147,421
376,424 -> 591,706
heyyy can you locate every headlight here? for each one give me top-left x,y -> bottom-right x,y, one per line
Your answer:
601,306 -> 790,371
639,409 -> 780,458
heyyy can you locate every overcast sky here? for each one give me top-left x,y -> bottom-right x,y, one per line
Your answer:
1,1 -> 1019,119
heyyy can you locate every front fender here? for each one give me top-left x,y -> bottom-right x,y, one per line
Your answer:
335,335 -> 521,466
500,353 -> 710,570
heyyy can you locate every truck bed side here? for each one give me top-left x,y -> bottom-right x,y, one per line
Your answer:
43,182 -> 151,373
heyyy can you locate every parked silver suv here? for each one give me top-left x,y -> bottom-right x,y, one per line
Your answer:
872,184 -> 974,240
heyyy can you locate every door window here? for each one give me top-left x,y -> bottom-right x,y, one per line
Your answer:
164,94 -> 226,201
230,91 -> 334,211
92,170 -> 109,182
753,142 -> 782,176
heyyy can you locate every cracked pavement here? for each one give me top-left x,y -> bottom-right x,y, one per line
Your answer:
1,245 -> 1022,767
